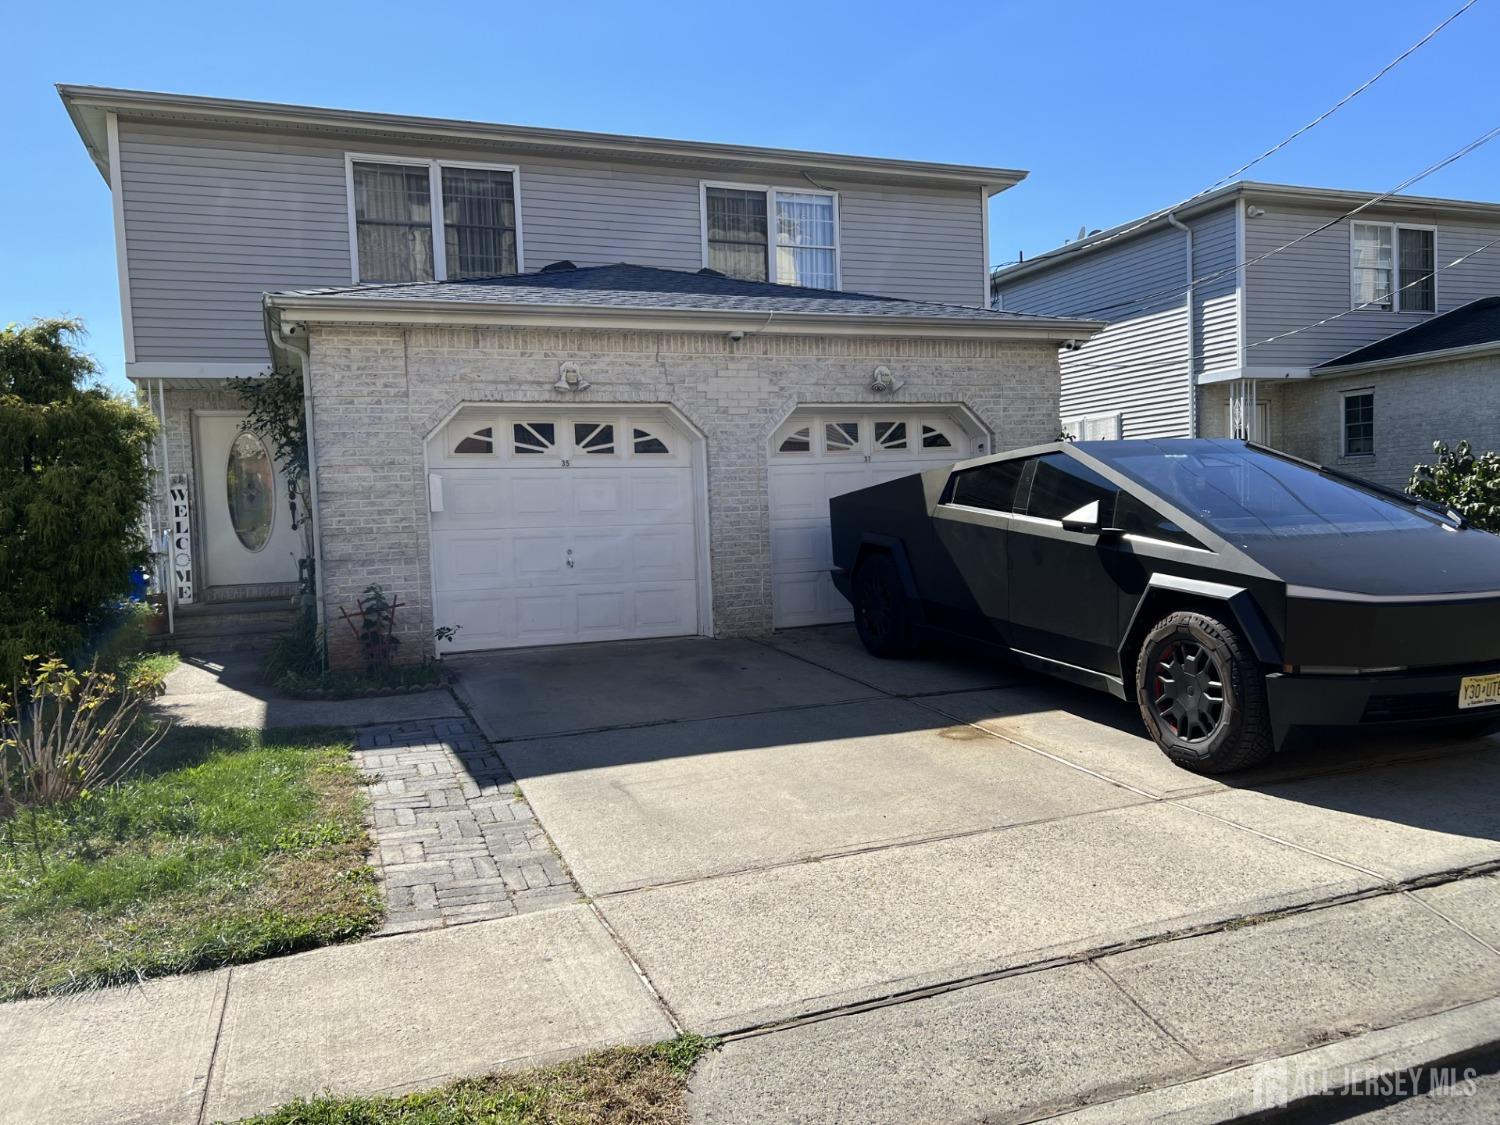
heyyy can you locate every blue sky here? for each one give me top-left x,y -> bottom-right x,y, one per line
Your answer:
5,0 -> 1498,392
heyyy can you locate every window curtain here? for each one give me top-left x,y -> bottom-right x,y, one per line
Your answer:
353,162 -> 434,283
1351,223 -> 1394,308
775,192 -> 837,289
1398,228 -> 1435,312
442,167 -> 518,279
706,188 -> 769,281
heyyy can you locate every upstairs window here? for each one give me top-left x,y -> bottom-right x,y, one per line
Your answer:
350,157 -> 521,284
442,167 -> 518,279
704,184 -> 839,288
352,162 -> 435,283
1351,222 -> 1434,312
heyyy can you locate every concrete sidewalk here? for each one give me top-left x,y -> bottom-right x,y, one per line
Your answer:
0,905 -> 673,1125
689,874 -> 1500,1123
154,659 -> 463,729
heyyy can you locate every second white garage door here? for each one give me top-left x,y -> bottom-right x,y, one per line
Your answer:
428,408 -> 702,652
768,409 -> 986,628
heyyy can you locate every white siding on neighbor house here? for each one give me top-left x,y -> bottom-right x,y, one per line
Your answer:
1191,203 -> 1240,374
1243,199 -> 1500,370
116,119 -> 987,368
994,205 -> 1240,438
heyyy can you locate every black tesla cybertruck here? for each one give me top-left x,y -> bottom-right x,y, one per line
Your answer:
828,439 -> 1500,773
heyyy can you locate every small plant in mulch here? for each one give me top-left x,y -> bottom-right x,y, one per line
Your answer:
339,584 -> 402,679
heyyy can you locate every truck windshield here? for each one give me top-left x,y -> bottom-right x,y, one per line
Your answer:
1102,446 -> 1432,540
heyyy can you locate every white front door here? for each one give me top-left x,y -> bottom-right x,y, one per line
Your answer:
768,410 -> 985,628
427,409 -> 703,653
196,413 -> 301,588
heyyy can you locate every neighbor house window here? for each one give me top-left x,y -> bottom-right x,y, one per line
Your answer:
1351,222 -> 1434,312
1342,391 -> 1375,457
703,184 -> 839,288
350,157 -> 521,284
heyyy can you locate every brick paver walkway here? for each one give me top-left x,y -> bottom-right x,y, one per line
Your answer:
353,718 -> 579,933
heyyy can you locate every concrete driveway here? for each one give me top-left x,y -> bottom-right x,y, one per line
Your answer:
451,627 -> 1500,1117
453,627 -> 1500,1018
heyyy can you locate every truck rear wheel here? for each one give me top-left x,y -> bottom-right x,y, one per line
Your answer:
852,553 -> 917,658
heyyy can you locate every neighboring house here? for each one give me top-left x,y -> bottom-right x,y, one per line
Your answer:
61,85 -> 1099,666
990,181 -> 1500,488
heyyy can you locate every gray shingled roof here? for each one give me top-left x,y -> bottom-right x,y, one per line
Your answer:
274,262 -> 1080,323
1317,296 -> 1500,371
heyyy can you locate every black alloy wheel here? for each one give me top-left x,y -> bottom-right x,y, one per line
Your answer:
852,553 -> 916,658
1135,611 -> 1273,774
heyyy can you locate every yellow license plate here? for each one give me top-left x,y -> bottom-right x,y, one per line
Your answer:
1459,673 -> 1500,710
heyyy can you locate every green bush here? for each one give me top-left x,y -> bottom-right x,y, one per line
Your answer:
0,320 -> 156,673
1408,440 -> 1500,532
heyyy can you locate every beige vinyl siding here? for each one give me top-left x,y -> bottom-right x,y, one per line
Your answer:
838,185 -> 984,304
117,118 -> 987,367
994,207 -> 1242,438
1243,200 -> 1500,369
119,123 -> 352,362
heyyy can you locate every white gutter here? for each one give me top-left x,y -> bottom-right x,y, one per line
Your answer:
1165,211 -> 1198,437
269,317 -> 327,663
264,296 -> 1104,344
154,376 -> 174,636
1314,337 -> 1500,378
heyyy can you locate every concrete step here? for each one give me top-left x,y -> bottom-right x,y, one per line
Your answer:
156,597 -> 299,656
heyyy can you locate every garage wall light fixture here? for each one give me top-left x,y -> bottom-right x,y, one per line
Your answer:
870,365 -> 905,394
553,362 -> 590,393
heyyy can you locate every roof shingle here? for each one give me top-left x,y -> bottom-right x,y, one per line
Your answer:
1317,296 -> 1500,371
273,262 -> 1077,324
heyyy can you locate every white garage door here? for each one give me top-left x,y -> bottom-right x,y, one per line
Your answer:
427,409 -> 701,652
768,410 -> 985,628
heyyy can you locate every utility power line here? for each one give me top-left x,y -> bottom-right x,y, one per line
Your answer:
1022,121 -> 1500,324
990,0 -> 1482,276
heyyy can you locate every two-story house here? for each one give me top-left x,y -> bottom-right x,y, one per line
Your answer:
991,181 -> 1500,489
61,85 -> 1099,666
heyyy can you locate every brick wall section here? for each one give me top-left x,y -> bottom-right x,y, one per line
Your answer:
305,323 -> 1061,670
1198,357 -> 1500,490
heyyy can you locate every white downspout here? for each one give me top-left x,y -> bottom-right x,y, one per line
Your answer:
270,317 -> 327,664
1166,212 -> 1197,437
155,376 -> 174,636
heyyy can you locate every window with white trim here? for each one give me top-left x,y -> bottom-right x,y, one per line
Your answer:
350,158 -> 519,284
1351,222 -> 1434,312
704,184 -> 839,288
1342,391 -> 1375,457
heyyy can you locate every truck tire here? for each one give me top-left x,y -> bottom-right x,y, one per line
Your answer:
852,552 -> 917,658
1135,610 -> 1273,774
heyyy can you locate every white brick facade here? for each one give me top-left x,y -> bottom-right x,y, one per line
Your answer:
1199,356 -> 1500,490
303,323 -> 1060,669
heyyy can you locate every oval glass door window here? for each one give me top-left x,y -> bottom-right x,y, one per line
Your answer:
226,431 -> 275,551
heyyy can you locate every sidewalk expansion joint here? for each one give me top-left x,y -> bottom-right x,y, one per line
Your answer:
708,860 -> 1500,1046
587,901 -> 685,1036
195,966 -> 234,1125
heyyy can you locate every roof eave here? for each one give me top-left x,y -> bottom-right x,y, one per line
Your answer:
1314,337 -> 1500,378
58,84 -> 1027,193
264,293 -> 1104,342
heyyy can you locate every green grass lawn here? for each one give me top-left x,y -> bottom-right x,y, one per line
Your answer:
0,725 -> 381,1001
237,1035 -> 715,1125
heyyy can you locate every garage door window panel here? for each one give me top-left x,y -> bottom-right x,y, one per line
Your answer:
874,421 -> 908,452
824,421 -> 861,454
921,423 -> 955,450
449,423 -> 495,456
513,422 -> 557,455
574,422 -> 616,456
775,424 -> 813,454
